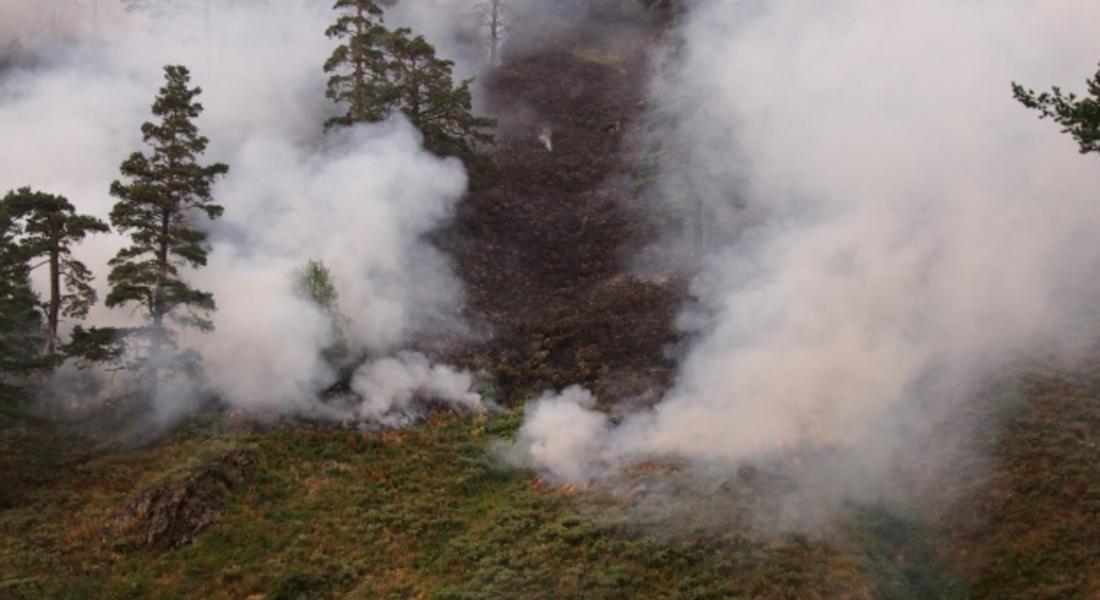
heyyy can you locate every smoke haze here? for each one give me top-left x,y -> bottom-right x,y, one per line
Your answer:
0,1 -> 120,50
8,0 -> 1100,528
0,1 -> 483,422
515,0 -> 1100,519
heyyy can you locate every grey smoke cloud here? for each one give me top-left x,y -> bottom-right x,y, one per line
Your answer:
515,0 -> 1100,509
0,0 -> 483,421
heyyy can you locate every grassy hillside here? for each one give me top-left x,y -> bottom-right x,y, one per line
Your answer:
2,410 -> 882,599
4,376 -> 1096,599
931,367 -> 1100,598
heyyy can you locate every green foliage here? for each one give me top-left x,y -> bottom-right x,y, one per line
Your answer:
61,325 -> 137,368
0,412 -> 872,598
1013,64 -> 1100,155
324,1 -> 497,162
1,188 -> 109,356
323,0 -> 390,128
383,30 -> 497,161
294,259 -> 349,355
106,65 -> 229,392
294,259 -> 340,313
0,208 -> 49,393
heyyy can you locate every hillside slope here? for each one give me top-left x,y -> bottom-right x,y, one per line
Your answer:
3,5 -> 1100,600
0,412 -> 880,598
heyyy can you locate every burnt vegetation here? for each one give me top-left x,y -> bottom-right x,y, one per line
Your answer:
443,2 -> 683,406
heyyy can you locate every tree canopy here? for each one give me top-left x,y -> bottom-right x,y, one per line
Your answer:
1013,64 -> 1100,155
324,0 -> 390,129
324,1 -> 496,161
0,207 -> 48,390
106,64 -> 229,395
383,30 -> 497,159
1,188 -> 109,356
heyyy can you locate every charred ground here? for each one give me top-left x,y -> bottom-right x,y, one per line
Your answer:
440,7 -> 683,406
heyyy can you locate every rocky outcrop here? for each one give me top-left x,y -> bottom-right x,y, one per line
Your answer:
101,448 -> 255,553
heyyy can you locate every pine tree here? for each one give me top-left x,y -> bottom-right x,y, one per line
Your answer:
63,324 -> 133,367
1,188 -> 110,356
0,207 -> 47,391
324,0 -> 390,129
323,1 -> 496,161
382,29 -> 497,160
1013,64 -> 1100,155
107,65 -> 228,397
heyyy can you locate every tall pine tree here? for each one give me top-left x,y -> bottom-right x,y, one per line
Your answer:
107,65 -> 228,397
2,188 -> 110,356
324,0 -> 390,129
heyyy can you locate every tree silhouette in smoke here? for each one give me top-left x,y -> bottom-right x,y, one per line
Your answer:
105,65 -> 229,398
1,188 -> 109,357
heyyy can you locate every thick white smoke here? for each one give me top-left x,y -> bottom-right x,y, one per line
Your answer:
515,0 -> 1100,505
0,1 -> 484,422
509,386 -> 610,482
351,351 -> 483,425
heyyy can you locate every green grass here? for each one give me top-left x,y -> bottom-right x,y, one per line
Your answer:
0,410 -> 875,599
6,365 -> 1094,599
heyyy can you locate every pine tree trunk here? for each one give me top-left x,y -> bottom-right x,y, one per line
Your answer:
148,208 -> 171,400
353,5 -> 366,121
46,247 -> 60,356
489,0 -> 501,65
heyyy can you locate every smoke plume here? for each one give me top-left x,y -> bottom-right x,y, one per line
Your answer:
514,0 -> 1100,518
0,1 -> 483,423
510,386 -> 610,482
